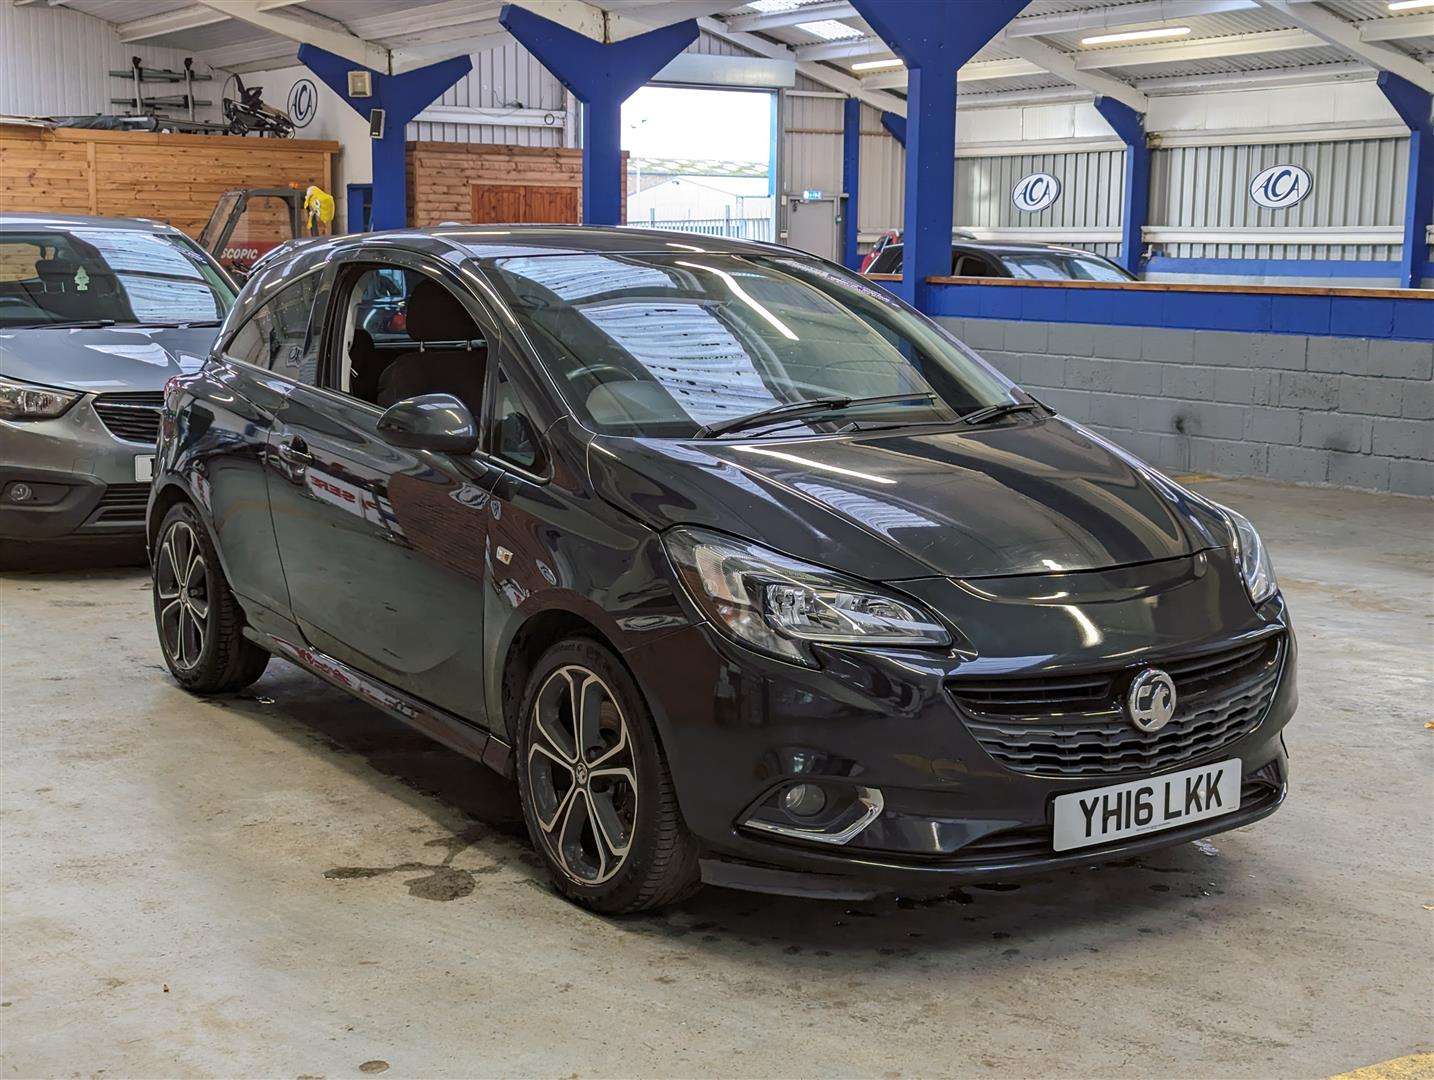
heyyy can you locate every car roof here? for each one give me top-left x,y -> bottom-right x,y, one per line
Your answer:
884,239 -> 1108,257
291,223 -> 790,262
0,211 -> 184,234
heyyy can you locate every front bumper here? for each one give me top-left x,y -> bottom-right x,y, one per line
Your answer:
0,402 -> 154,539
624,550 -> 1296,898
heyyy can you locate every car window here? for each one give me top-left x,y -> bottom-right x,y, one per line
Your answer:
486,252 -> 1015,438
954,253 -> 999,278
491,364 -> 546,474
867,245 -> 902,274
0,227 -> 234,328
330,263 -> 489,421
224,272 -> 321,379
1001,252 -> 1132,282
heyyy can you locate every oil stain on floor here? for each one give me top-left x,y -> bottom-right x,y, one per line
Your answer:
324,826 -> 502,901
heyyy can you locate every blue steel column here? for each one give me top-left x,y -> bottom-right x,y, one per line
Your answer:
1376,72 -> 1433,289
842,97 -> 862,269
499,6 -> 698,226
849,0 -> 1030,309
1094,96 -> 1150,277
299,46 -> 472,231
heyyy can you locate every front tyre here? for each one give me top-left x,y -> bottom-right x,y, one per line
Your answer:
153,502 -> 269,694
516,638 -> 699,914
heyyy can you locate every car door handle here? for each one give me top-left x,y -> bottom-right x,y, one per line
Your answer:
277,436 -> 312,465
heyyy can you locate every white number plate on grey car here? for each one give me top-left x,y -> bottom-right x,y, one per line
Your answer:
134,455 -> 154,482
1052,759 -> 1241,852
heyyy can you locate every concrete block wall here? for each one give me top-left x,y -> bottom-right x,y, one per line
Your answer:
938,317 -> 1434,497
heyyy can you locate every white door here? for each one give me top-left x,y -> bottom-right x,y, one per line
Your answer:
786,199 -> 838,260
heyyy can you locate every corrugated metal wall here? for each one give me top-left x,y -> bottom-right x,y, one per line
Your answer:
0,1 -> 229,123
957,150 -> 1124,258
858,102 -> 903,237
1149,138 -> 1409,261
406,40 -> 566,146
781,92 -> 843,200
405,28 -> 747,146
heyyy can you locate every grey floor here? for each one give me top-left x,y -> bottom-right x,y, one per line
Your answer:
3,478 -> 1431,1078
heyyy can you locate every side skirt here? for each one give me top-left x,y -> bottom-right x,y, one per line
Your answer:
245,629 -> 514,778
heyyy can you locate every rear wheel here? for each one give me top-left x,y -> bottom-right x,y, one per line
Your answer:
153,502 -> 269,693
516,638 -> 699,914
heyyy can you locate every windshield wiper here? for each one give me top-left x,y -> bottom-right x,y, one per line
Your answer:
958,400 -> 1044,426
137,320 -> 222,328
697,392 -> 937,439
8,319 -> 118,330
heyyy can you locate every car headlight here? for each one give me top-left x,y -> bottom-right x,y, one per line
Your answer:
1216,503 -> 1277,604
664,526 -> 950,665
0,375 -> 79,421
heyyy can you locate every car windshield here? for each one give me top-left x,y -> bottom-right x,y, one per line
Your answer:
1000,252 -> 1131,282
0,226 -> 235,329
485,252 -> 1016,438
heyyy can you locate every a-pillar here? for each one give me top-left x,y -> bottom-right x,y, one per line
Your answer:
500,5 -> 698,225
299,45 -> 472,231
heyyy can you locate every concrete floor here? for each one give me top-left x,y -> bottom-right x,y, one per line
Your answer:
3,477 -> 1431,1078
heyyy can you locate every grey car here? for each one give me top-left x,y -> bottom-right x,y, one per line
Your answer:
0,214 -> 236,541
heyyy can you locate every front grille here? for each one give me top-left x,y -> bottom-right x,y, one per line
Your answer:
949,635 -> 1284,778
945,762 -> 1285,867
87,483 -> 150,525
93,392 -> 163,444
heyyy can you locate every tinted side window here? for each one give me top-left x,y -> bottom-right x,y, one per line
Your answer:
868,246 -> 902,274
491,365 -> 545,473
224,273 -> 320,378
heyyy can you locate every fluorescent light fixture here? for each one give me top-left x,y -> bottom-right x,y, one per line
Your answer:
746,0 -> 802,12
852,58 -> 903,71
1080,25 -> 1192,45
1386,0 -> 1433,10
796,18 -> 863,40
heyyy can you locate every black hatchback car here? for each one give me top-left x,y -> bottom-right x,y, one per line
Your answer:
148,226 -> 1294,913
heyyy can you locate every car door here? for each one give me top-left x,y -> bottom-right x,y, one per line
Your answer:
197,264 -> 324,620
263,250 -> 504,721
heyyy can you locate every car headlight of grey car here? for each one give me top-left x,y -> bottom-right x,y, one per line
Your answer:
0,375 -> 80,421
664,526 -> 950,665
1216,503 -> 1278,604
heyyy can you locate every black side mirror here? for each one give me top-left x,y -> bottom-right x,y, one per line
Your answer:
377,393 -> 479,455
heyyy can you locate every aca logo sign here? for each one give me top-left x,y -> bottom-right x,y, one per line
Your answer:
1249,164 -> 1312,210
1012,172 -> 1062,213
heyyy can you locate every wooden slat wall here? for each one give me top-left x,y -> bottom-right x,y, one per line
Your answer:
0,125 -> 338,239
407,141 -> 627,226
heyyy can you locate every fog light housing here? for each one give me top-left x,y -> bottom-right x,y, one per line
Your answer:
742,782 -> 883,846
3,481 -> 67,506
782,783 -> 827,817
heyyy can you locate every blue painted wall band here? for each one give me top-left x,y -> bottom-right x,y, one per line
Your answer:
1146,257 -> 1406,280
922,283 -> 1434,343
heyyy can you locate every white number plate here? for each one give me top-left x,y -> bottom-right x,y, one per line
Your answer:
134,455 -> 154,482
1052,759 -> 1241,852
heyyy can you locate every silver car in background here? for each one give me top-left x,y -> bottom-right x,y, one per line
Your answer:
0,214 -> 235,542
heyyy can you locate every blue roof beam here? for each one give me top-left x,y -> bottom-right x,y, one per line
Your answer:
848,0 -> 1032,309
1376,71 -> 1434,290
1094,96 -> 1151,278
300,45 -> 471,231
500,5 -> 698,226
